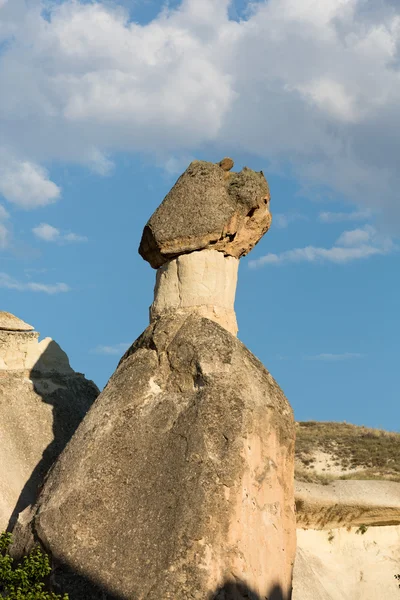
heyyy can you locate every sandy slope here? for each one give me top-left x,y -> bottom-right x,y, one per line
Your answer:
293,480 -> 400,599
293,525 -> 400,600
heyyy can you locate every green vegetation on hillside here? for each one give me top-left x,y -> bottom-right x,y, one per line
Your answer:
295,421 -> 400,484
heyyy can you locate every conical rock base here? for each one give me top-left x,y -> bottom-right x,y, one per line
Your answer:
14,314 -> 295,599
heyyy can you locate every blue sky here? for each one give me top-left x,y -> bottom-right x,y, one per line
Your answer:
0,0 -> 399,431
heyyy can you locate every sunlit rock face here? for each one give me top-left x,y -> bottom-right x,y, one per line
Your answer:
150,249 -> 239,335
0,311 -> 98,531
12,159 -> 296,600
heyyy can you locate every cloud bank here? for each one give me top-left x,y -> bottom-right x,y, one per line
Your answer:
32,222 -> 88,243
249,225 -> 396,267
0,272 -> 70,293
0,0 -> 399,223
0,204 -> 9,248
304,352 -> 365,361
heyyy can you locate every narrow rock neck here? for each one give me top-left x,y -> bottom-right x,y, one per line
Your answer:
150,249 -> 239,336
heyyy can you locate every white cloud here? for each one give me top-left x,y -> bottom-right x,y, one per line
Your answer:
304,352 -> 365,361
294,78 -> 357,122
249,225 -> 395,267
92,342 -> 131,355
63,232 -> 88,242
0,153 -> 60,209
0,204 -> 10,248
0,0 -> 400,222
85,148 -> 114,176
0,223 -> 8,249
0,272 -> 70,293
0,205 -> 9,220
33,222 -> 87,243
25,281 -> 70,293
33,223 -> 60,242
318,209 -> 372,223
162,154 -> 196,175
336,225 -> 374,246
250,244 -> 384,266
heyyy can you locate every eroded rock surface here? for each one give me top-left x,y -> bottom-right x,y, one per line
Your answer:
150,249 -> 239,335
0,312 -> 34,331
16,315 -> 296,600
293,479 -> 400,600
0,312 -> 99,531
139,160 -> 271,268
12,159 -> 295,599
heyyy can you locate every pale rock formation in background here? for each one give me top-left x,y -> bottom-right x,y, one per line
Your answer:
0,311 -> 99,531
293,480 -> 400,600
13,159 -> 296,599
0,311 -> 72,373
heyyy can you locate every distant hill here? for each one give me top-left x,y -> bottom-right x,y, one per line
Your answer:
295,421 -> 400,484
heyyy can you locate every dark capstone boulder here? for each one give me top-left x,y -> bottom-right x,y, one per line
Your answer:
139,160 -> 271,268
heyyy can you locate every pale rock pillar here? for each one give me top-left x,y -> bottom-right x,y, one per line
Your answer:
150,249 -> 239,335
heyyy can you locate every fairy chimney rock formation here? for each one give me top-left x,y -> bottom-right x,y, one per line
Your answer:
13,160 -> 295,600
0,311 -> 99,531
0,311 -> 72,373
140,159 -> 272,335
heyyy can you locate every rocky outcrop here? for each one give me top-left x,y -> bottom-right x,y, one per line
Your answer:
13,158 -> 295,599
139,159 -> 271,268
16,314 -> 295,599
0,312 -> 99,531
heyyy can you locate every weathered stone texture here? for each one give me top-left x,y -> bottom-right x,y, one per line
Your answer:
0,311 -> 34,331
0,330 -> 72,372
19,315 -> 295,599
150,249 -> 239,335
0,314 -> 99,531
139,160 -> 271,268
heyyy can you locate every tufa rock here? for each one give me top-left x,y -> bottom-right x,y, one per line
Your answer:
0,311 -> 34,331
0,325 -> 72,373
12,159 -> 295,599
0,312 -> 99,531
139,160 -> 271,268
15,314 -> 296,600
150,249 -> 239,336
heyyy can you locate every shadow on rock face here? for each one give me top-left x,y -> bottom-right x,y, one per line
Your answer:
210,581 -> 291,600
49,562 -> 126,600
46,563 -> 291,600
7,340 -> 98,532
